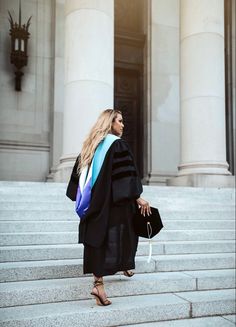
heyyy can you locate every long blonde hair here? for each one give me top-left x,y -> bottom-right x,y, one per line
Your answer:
77,109 -> 122,174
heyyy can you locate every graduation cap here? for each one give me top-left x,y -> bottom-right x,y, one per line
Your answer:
133,206 -> 163,238
133,206 -> 164,263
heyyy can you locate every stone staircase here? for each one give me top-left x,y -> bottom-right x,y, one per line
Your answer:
0,181 -> 235,327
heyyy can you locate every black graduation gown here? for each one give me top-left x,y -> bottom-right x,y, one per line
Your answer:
66,138 -> 143,276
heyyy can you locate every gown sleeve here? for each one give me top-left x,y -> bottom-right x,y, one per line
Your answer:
111,139 -> 143,204
66,155 -> 80,201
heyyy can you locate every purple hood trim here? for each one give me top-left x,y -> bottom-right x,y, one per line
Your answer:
75,177 -> 92,219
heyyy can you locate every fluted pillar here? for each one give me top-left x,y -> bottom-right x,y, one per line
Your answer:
54,0 -> 114,181
168,0 -> 234,187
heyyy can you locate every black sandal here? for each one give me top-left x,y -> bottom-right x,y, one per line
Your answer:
123,270 -> 134,277
91,280 -> 112,306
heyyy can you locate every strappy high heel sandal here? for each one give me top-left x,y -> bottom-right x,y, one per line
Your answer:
91,280 -> 112,306
123,270 -> 134,277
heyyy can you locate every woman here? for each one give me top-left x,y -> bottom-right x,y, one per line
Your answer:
66,109 -> 151,306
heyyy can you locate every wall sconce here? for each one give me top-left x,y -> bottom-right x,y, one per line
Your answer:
8,1 -> 31,91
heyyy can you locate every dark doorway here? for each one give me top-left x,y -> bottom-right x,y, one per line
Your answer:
114,0 -> 146,177
114,67 -> 143,175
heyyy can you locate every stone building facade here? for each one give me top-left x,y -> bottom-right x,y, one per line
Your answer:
0,0 -> 235,187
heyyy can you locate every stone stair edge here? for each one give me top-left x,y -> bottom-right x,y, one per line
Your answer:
120,315 -> 236,327
0,252 -> 234,284
1,228 -> 235,234
0,191 -> 234,197
0,289 -> 235,327
0,270 -> 235,308
1,230 -> 235,246
1,204 -> 234,212
0,249 -> 234,263
1,268 -> 234,289
0,220 -> 234,234
0,181 -> 234,190
0,239 -> 234,249
0,240 -> 234,263
0,252 -> 234,268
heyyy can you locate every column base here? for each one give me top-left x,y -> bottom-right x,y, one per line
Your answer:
53,154 -> 77,182
147,172 -> 177,186
167,174 -> 235,188
46,166 -> 59,183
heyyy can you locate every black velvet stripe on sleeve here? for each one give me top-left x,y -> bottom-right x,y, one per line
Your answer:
113,150 -> 130,158
112,159 -> 133,170
112,153 -> 137,181
112,170 -> 137,181
111,139 -> 143,203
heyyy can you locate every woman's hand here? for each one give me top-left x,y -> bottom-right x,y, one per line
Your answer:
136,197 -> 152,216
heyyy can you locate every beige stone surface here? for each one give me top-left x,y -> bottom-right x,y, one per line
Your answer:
0,0 -> 53,181
177,0 -> 230,179
148,0 -> 180,184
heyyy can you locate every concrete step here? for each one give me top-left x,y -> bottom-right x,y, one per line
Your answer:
173,289 -> 235,317
151,202 -> 235,211
142,186 -> 235,200
162,240 -> 235,255
0,195 -> 234,209
1,229 -> 235,246
1,182 -> 234,199
0,219 -> 234,233
222,315 -> 236,325
147,192 -> 234,201
0,209 -> 234,221
0,201 -> 234,211
160,210 -> 235,220
0,201 -> 73,210
0,193 -> 234,204
0,253 -> 234,282
0,210 -> 78,221
152,252 -> 235,272
0,232 -> 78,245
0,269 -> 234,308
163,220 -> 235,230
122,315 -> 236,327
0,293 -> 190,327
0,241 -> 234,262
0,289 -> 234,327
148,229 -> 235,241
0,181 -> 66,188
0,221 -> 79,233
0,244 -> 84,262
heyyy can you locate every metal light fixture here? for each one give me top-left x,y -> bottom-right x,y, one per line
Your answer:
8,0 -> 31,91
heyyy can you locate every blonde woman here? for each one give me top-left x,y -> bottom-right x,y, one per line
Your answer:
66,109 -> 151,306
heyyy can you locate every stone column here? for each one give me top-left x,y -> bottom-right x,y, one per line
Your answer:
54,0 -> 114,181
168,0 -> 234,187
147,0 -> 180,186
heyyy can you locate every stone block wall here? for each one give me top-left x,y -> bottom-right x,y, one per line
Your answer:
0,0 -> 54,181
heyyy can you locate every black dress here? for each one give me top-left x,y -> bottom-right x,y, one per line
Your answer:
66,138 -> 143,276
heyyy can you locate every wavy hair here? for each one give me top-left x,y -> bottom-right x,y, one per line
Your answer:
77,109 -> 122,174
